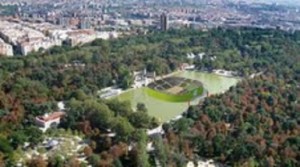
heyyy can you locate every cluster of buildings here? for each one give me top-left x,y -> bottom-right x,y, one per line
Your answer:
157,3 -> 300,31
133,69 -> 156,88
66,29 -> 118,46
0,0 -> 300,34
0,0 -> 300,48
0,1 -> 298,52
0,20 -> 50,52
0,19 -> 119,56
0,38 -> 13,56
0,20 -> 61,55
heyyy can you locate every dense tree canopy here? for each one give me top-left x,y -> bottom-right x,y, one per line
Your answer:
156,28 -> 300,166
0,27 -> 299,166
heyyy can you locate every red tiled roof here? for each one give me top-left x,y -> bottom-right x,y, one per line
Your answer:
36,112 -> 65,122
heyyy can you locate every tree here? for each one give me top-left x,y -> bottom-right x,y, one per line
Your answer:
112,117 -> 134,141
112,158 -> 123,167
117,68 -> 133,89
84,100 -> 113,129
24,126 -> 43,145
0,137 -> 13,154
70,89 -> 88,101
266,96 -> 275,106
87,154 -> 101,167
134,130 -> 150,167
288,93 -> 297,102
106,100 -> 133,117
66,157 -> 81,167
0,153 -> 5,167
9,130 -> 27,149
153,136 -> 168,166
136,103 -> 147,113
83,146 -> 93,157
27,156 -> 47,167
173,118 -> 192,133
48,155 -> 64,167
172,153 -> 186,167
186,106 -> 199,120
162,123 -> 171,133
129,112 -> 151,129
212,134 -> 225,156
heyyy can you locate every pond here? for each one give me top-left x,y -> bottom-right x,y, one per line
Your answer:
114,71 -> 240,122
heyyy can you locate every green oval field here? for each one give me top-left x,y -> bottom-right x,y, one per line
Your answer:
145,87 -> 204,102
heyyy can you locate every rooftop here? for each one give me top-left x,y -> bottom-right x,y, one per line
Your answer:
36,112 -> 65,123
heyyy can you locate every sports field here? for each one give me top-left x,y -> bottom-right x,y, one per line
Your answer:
147,77 -> 204,102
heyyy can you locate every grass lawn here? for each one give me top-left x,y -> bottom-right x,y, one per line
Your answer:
145,86 -> 203,103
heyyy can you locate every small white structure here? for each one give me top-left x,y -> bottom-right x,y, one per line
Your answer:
181,63 -> 195,70
187,52 -> 205,60
187,161 -> 195,167
210,56 -> 217,61
196,159 -> 218,167
187,160 -> 219,167
185,65 -> 195,70
35,112 -> 65,132
213,69 -> 238,77
46,139 -> 59,148
249,71 -> 264,79
146,142 -> 155,152
198,53 -> 205,60
57,101 -> 65,111
98,87 -> 122,99
172,115 -> 183,121
187,53 -> 196,59
147,125 -> 164,136
107,133 -> 116,137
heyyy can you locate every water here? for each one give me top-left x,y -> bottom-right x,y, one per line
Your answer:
115,71 -> 240,122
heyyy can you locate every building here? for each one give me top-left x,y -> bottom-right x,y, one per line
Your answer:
98,87 -> 122,99
180,63 -> 195,70
160,13 -> 169,31
0,20 -> 63,55
133,69 -> 157,88
20,38 -> 62,55
0,38 -> 13,56
35,112 -> 65,132
58,17 -> 69,27
66,29 -> 97,46
187,52 -> 205,60
79,18 -> 91,29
